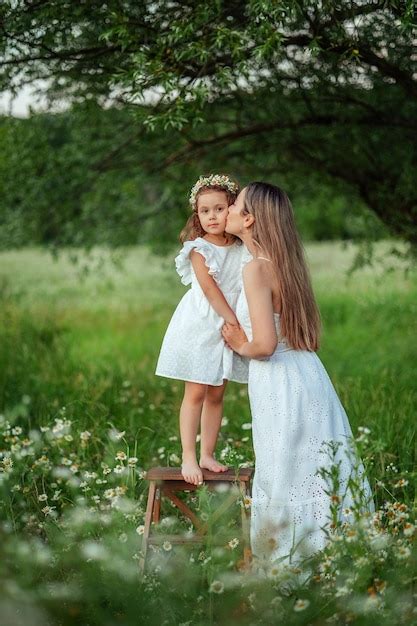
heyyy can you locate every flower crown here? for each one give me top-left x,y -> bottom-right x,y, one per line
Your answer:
189,174 -> 239,209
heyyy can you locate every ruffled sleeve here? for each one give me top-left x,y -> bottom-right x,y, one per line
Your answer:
175,238 -> 221,286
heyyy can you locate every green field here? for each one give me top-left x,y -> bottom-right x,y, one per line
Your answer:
0,243 -> 416,625
1,243 -> 415,472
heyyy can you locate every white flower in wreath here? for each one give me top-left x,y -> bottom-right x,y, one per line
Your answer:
189,174 -> 238,208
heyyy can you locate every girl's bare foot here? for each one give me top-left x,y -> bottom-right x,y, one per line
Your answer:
199,455 -> 228,473
181,458 -> 203,485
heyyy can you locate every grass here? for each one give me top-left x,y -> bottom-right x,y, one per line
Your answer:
0,242 -> 415,473
0,242 -> 416,625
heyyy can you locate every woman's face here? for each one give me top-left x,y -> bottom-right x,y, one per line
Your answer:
225,188 -> 247,235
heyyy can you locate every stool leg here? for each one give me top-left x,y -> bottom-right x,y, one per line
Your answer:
240,480 -> 252,570
153,486 -> 161,523
139,480 -> 157,574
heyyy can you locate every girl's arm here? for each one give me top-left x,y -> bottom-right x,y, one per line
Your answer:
222,261 -> 277,358
190,250 -> 238,325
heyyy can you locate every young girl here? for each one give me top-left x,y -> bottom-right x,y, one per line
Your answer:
155,175 -> 249,486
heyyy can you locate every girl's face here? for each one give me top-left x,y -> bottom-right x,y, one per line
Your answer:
197,190 -> 229,235
225,188 -> 247,235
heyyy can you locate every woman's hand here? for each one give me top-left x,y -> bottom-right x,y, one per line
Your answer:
222,322 -> 248,354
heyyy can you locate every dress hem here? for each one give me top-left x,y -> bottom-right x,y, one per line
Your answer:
155,371 -> 248,386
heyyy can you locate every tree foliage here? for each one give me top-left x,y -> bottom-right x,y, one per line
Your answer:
1,1 -> 416,245
1,104 -> 386,250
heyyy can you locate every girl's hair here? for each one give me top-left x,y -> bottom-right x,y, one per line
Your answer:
244,181 -> 321,351
179,179 -> 240,244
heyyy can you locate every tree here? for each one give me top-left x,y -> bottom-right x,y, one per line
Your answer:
1,1 -> 416,244
1,104 -> 384,251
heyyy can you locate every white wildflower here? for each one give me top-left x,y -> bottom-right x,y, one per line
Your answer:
84,471 -> 97,480
209,580 -> 224,594
370,532 -> 389,551
397,545 -> 411,560
2,457 -> 13,472
242,495 -> 252,509
363,595 -> 382,612
81,541 -> 107,561
394,479 -> 409,488
267,565 -> 282,579
108,429 -> 125,442
335,586 -> 350,597
41,505 -> 56,516
294,598 -> 310,612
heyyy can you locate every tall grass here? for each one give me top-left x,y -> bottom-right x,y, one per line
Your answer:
0,243 -> 414,473
0,243 -> 415,625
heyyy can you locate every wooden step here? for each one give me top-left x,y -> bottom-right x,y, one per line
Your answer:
145,466 -> 253,482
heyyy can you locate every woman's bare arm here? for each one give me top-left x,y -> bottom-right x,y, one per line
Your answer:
190,250 -> 238,324
222,260 -> 277,358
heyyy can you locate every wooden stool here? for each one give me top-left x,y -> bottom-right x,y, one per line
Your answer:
140,466 -> 253,573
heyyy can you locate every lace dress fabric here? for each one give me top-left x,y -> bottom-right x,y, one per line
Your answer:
155,238 -> 249,386
236,289 -> 374,566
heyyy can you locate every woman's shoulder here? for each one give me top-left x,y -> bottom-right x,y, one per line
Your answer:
242,256 -> 269,273
243,257 -> 272,284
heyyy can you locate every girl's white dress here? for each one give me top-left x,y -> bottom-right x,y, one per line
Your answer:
155,238 -> 249,386
236,287 -> 374,566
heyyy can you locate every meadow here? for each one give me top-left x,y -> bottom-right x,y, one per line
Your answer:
0,242 -> 416,625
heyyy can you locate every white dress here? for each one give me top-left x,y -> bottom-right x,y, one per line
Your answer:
155,238 -> 249,386
236,288 -> 374,566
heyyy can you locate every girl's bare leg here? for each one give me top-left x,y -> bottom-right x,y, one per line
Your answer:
180,382 -> 206,485
199,381 -> 228,472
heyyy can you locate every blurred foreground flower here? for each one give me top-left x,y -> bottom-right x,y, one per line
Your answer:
209,580 -> 224,594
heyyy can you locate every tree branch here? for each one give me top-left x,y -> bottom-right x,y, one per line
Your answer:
151,113 -> 416,172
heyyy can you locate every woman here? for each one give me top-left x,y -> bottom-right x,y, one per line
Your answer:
222,182 -> 374,568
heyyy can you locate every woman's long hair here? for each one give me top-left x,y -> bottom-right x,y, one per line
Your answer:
179,184 -> 239,243
244,182 -> 321,351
